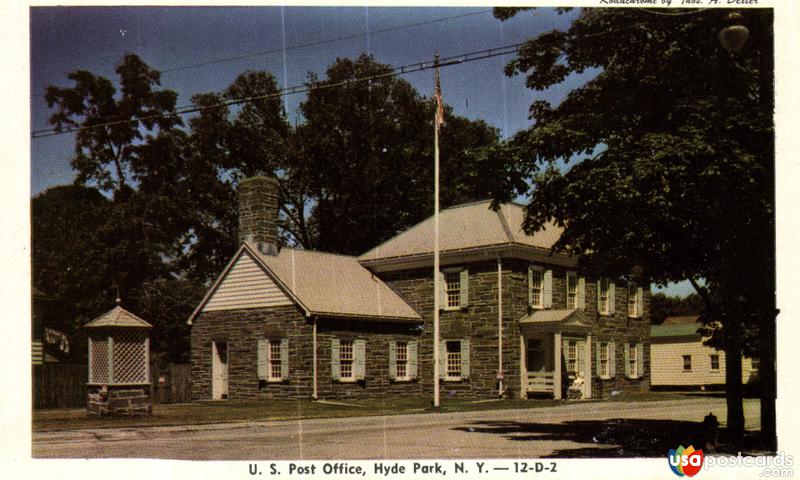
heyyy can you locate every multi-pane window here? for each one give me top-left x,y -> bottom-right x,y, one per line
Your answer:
683,355 -> 692,371
598,342 -> 610,378
629,343 -> 638,377
598,279 -> 610,314
396,342 -> 409,380
268,340 -> 282,379
446,341 -> 462,378
567,340 -> 578,375
710,354 -> 720,371
751,357 -> 760,370
445,272 -> 461,309
340,340 -> 354,379
566,273 -> 578,309
628,283 -> 638,317
530,268 -> 544,308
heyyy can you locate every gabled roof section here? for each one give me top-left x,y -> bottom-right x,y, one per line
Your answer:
85,305 -> 152,329
188,243 -> 422,324
358,201 -> 563,263
651,322 -> 703,339
662,315 -> 701,325
251,245 -> 421,322
518,309 -> 594,329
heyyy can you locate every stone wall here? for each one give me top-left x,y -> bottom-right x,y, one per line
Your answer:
191,305 -> 312,400
87,385 -> 151,416
380,258 -> 651,400
381,259 -> 526,400
190,257 -> 650,402
190,306 -> 424,401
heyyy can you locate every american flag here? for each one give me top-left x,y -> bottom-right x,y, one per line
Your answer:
434,52 -> 445,130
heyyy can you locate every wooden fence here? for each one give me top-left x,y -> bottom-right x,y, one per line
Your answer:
32,363 -> 87,409
32,361 -> 191,410
151,362 -> 191,404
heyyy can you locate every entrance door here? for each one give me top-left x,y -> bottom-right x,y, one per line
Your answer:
527,337 -> 550,372
212,341 -> 229,400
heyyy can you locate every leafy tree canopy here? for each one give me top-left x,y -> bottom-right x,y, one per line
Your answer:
496,7 -> 774,440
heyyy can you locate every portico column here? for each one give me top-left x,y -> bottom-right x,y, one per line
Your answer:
585,333 -> 592,399
554,332 -> 562,400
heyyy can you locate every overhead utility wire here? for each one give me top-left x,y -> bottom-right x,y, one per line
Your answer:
32,42 -> 524,139
32,10 -> 493,100
162,10 -> 492,74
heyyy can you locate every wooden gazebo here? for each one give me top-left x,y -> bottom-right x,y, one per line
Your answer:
84,298 -> 153,415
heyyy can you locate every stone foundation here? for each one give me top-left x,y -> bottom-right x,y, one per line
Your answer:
87,385 -> 152,416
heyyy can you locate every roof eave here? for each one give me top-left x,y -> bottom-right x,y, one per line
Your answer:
359,243 -> 576,272
312,311 -> 423,323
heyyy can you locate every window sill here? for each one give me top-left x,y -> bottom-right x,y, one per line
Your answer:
391,377 -> 413,383
443,377 -> 467,382
336,378 -> 360,383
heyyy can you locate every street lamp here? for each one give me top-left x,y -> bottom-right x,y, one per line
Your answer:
718,9 -> 776,452
719,13 -> 749,54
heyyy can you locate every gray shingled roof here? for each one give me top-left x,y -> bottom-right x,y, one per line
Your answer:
250,245 -> 422,322
85,305 -> 153,328
359,201 -> 563,262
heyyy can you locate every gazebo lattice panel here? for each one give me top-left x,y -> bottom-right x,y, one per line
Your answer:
113,330 -> 148,384
90,337 -> 109,383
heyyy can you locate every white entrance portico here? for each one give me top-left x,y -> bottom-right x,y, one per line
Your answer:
518,309 -> 596,400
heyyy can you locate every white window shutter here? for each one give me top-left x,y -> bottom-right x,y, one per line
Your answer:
460,339 -> 470,379
595,341 -> 601,378
609,282 -> 616,314
331,338 -> 341,380
388,341 -> 397,380
636,287 -> 644,318
577,340 -> 585,376
280,338 -> 289,380
578,276 -> 586,310
596,280 -> 603,312
636,342 -> 644,378
528,266 -> 533,306
623,342 -> 631,378
609,342 -> 616,378
257,339 -> 268,380
438,271 -> 447,310
543,270 -> 553,308
439,341 -> 446,377
409,341 -> 418,379
354,339 -> 366,380
459,269 -> 469,308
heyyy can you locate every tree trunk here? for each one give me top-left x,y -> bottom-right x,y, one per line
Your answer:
725,321 -> 745,441
755,9 -> 777,453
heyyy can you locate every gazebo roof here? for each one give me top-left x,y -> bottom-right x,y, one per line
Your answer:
85,304 -> 152,329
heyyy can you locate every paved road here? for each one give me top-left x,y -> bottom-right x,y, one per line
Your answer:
33,398 -> 760,460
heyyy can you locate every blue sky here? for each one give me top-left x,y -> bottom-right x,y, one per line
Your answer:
29,6 -> 695,297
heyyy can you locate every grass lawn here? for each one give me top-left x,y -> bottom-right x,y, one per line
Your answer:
32,392 -> 687,432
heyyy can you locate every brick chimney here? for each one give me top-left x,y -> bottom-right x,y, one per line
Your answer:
238,176 -> 279,255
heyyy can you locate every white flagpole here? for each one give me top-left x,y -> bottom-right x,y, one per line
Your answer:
433,52 -> 442,409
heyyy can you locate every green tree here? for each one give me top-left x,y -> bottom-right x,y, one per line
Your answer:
295,53 -> 505,254
45,54 -> 182,191
496,8 -> 774,446
650,293 -> 705,325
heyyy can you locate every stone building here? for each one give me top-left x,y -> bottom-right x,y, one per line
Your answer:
188,176 -> 651,401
